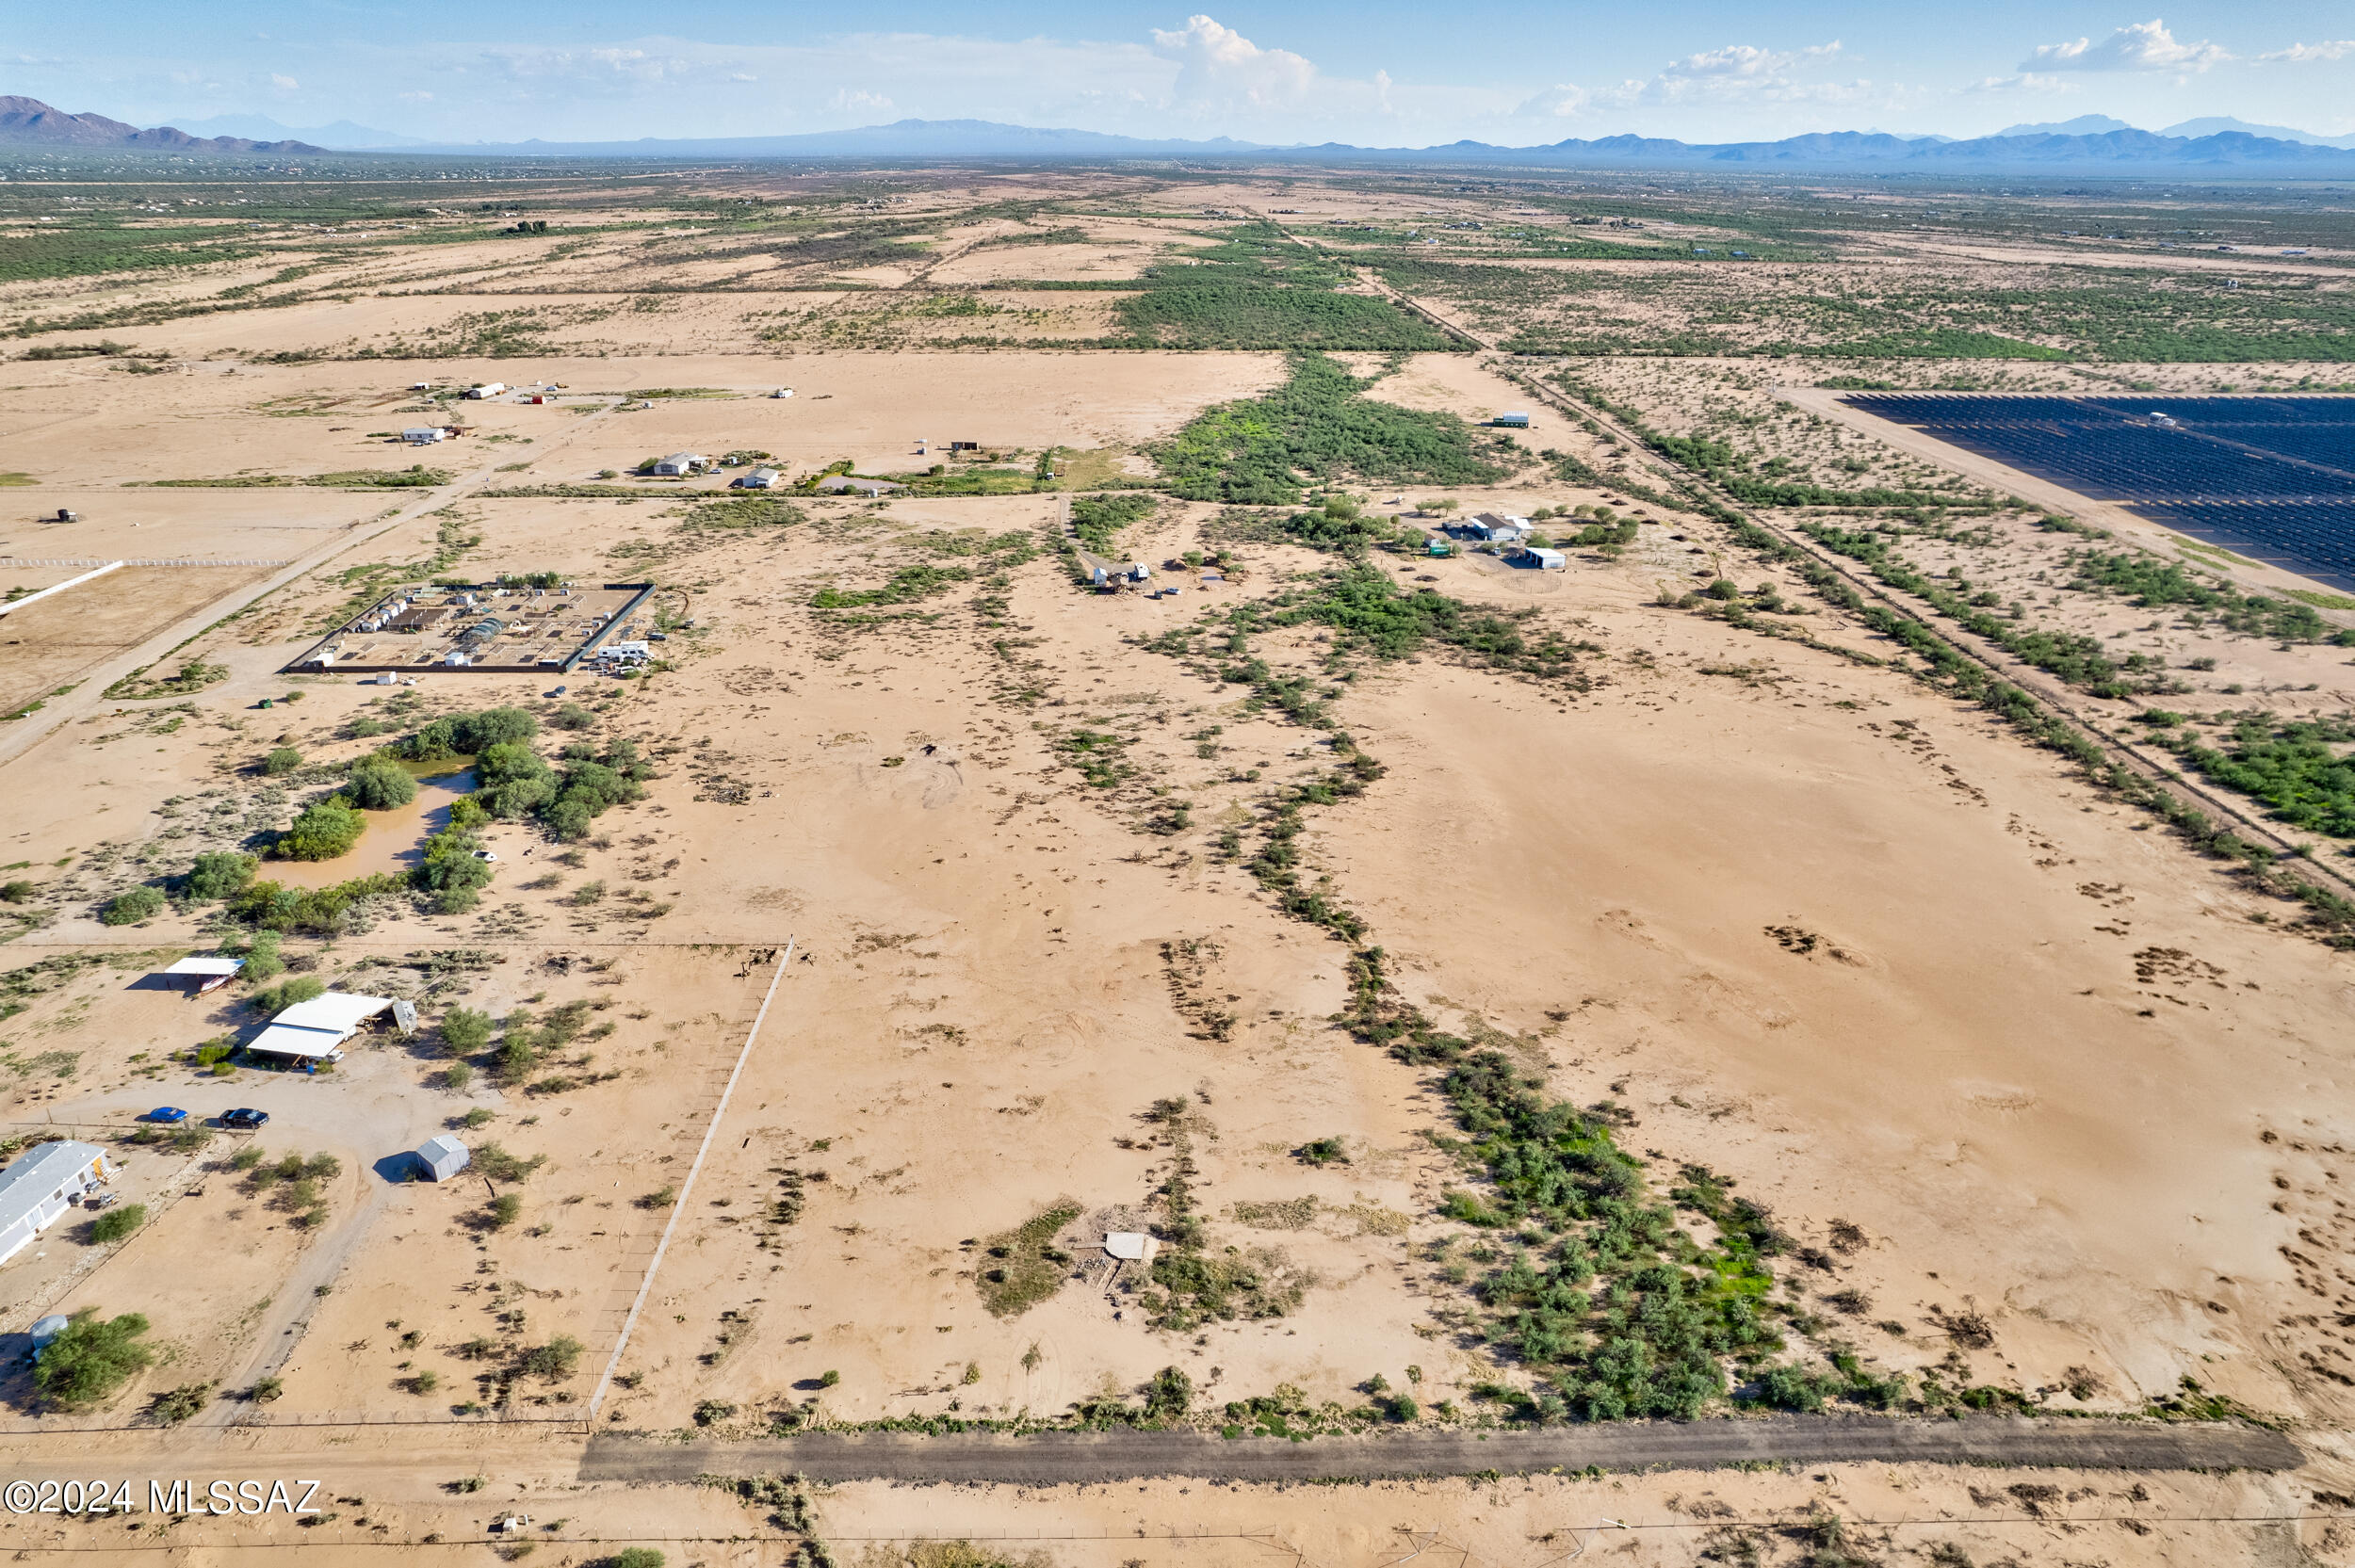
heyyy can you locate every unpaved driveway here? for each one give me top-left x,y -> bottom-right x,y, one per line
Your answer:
580,1415 -> 2301,1484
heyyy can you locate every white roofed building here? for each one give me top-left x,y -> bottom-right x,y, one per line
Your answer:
160,955 -> 244,995
0,1141 -> 113,1264
248,993 -> 414,1065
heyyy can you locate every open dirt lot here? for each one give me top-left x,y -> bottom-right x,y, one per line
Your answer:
1,160 -> 2354,1565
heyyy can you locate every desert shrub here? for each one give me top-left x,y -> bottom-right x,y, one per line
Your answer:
441,1006 -> 493,1053
0,880 -> 34,903
518,1334 -> 583,1381
276,796 -> 365,861
476,741 -> 557,817
101,886 -> 166,925
1293,1137 -> 1348,1166
238,929 -> 285,983
436,1062 -> 476,1091
262,746 -> 303,776
33,1311 -> 154,1410
345,758 -> 419,811
486,1193 -> 521,1229
1142,1365 -> 1194,1418
607,1552 -> 664,1568
415,829 -> 494,910
473,1142 -> 545,1183
249,975 -> 325,1016
548,703 -> 596,731
1157,351 -> 1504,505
185,851 -> 257,900
976,1202 -> 1081,1317
87,1204 -> 147,1244
144,1381 -> 215,1425
1069,492 -> 1156,556
543,760 -> 642,840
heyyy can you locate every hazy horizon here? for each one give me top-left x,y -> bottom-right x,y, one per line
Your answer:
10,3 -> 2353,151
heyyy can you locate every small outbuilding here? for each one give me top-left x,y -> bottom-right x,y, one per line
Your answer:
414,1135 -> 470,1182
159,955 -> 244,996
1494,412 -> 1531,428
651,452 -> 704,477
401,427 -> 447,445
1515,546 -> 1567,571
0,1141 -> 114,1265
735,467 -> 781,490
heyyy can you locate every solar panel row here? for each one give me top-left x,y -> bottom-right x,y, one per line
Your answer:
1839,394 -> 2355,593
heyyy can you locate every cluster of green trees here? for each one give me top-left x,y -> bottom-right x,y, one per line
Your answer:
1069,492 -> 1155,556
1802,525 -> 2151,697
1155,352 -> 1507,505
810,564 -> 969,609
2073,550 -> 2345,643
2149,711 -> 2355,837
1105,225 -> 1456,351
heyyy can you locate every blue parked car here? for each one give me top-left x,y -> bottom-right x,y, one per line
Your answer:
146,1107 -> 189,1124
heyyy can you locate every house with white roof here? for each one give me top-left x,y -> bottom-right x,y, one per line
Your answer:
0,1141 -> 113,1264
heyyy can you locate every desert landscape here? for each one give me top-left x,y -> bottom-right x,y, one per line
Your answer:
0,149 -> 2352,1566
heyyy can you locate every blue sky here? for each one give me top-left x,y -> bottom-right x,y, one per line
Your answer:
9,3 -> 2355,144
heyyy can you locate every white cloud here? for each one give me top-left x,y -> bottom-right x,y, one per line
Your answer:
1663,44 -> 1794,80
2024,19 -> 2228,73
398,89 -> 433,103
1150,14 -> 1317,108
1514,83 -> 1591,118
268,73 -> 298,90
1961,73 -> 2071,94
828,88 -> 893,115
2260,40 -> 2355,62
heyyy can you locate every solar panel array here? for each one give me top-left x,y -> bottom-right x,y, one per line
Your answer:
1843,394 -> 2355,591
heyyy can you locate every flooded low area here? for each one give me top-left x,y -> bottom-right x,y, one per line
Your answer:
258,770 -> 474,890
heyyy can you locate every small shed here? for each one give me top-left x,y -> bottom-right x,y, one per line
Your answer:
249,992 -> 413,1066
0,1141 -> 113,1265
401,427 -> 447,445
1518,546 -> 1567,571
414,1135 -> 470,1182
1104,1232 -> 1160,1263
652,452 -> 704,477
1494,412 -> 1531,428
736,467 -> 781,490
160,955 -> 244,996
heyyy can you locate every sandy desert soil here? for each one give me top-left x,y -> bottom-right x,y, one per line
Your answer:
0,160 -> 2352,1566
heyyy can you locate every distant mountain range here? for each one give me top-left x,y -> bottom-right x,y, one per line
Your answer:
378,118 -> 2355,170
7,94 -> 2355,171
171,112 -> 426,149
0,96 -> 321,154
1998,113 -> 2355,150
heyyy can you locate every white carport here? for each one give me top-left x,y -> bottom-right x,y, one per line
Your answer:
160,955 -> 244,995
248,993 -> 415,1064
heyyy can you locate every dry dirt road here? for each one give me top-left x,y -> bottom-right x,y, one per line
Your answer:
579,1416 -> 2302,1485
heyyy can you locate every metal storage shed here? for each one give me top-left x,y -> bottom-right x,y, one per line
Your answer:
414,1135 -> 470,1182
0,1141 -> 113,1264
